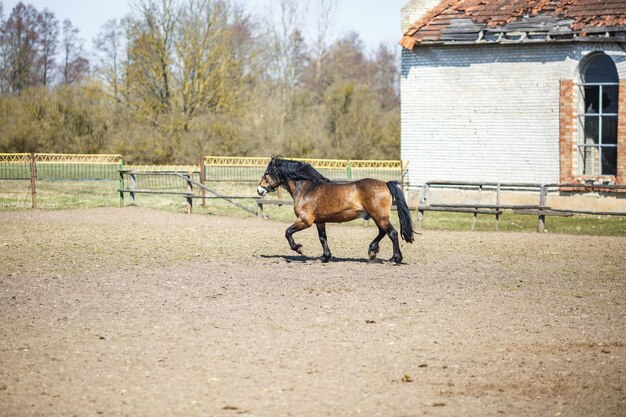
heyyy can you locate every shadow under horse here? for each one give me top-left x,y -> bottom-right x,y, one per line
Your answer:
257,157 -> 414,263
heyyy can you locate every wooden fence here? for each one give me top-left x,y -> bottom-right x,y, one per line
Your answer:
117,157 -> 406,216
418,181 -> 626,232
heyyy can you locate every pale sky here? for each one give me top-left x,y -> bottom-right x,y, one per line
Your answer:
2,0 -> 409,55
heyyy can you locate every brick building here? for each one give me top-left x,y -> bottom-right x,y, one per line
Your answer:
399,0 -> 626,188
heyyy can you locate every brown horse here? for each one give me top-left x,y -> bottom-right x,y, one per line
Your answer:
257,157 -> 414,263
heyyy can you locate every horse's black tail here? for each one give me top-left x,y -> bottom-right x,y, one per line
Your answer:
387,181 -> 414,243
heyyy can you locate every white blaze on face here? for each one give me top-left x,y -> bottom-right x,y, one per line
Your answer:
257,186 -> 267,196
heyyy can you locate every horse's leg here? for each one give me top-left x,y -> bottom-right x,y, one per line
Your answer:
386,223 -> 403,263
285,218 -> 311,255
368,226 -> 386,261
316,223 -> 332,263
373,218 -> 403,263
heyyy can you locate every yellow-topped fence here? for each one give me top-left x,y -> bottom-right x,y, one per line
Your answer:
0,153 -> 124,208
35,153 -> 122,164
0,153 -> 31,163
0,153 -> 32,181
201,156 -> 407,183
203,156 -> 404,169
0,153 -> 124,181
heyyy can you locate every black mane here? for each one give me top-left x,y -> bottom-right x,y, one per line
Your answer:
268,156 -> 330,186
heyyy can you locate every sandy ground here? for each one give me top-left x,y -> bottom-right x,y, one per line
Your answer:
0,207 -> 624,417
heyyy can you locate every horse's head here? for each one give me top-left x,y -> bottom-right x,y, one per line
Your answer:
257,156 -> 282,196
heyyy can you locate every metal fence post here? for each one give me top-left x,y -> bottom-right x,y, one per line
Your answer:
29,153 -> 37,208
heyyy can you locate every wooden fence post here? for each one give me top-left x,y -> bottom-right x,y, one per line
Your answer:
119,158 -> 125,207
417,183 -> 429,232
495,183 -> 501,232
199,157 -> 206,208
538,184 -> 547,233
186,172 -> 193,214
29,153 -> 37,208
129,172 -> 136,205
471,184 -> 482,232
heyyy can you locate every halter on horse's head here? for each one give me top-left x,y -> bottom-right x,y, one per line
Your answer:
257,156 -> 282,196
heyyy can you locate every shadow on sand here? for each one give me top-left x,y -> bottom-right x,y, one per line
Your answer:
259,254 -> 401,265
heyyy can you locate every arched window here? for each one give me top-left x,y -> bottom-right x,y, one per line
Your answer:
578,53 -> 619,176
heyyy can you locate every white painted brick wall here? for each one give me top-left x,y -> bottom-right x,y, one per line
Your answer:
400,42 -> 626,187
400,0 -> 442,33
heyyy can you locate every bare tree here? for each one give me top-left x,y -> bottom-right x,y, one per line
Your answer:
309,31 -> 369,93
175,0 -> 253,119
0,2 -> 8,93
370,43 -> 400,110
309,0 -> 336,97
267,0 -> 307,103
94,19 -> 125,100
60,19 -> 88,84
127,0 -> 180,115
2,2 -> 41,93
38,9 -> 58,86
176,0 -> 220,118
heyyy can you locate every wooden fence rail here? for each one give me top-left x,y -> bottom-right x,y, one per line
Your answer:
118,169 -> 294,218
418,181 -> 626,232
118,170 -> 263,217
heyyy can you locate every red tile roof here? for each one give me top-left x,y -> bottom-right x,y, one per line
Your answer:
401,0 -> 626,49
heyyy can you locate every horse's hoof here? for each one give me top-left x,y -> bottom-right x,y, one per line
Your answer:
389,257 -> 403,264
320,255 -> 331,263
293,244 -> 304,255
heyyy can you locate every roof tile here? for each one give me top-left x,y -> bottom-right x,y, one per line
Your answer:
401,0 -> 626,47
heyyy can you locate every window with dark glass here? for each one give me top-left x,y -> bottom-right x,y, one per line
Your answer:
578,53 -> 619,176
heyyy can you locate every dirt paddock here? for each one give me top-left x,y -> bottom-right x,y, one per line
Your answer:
1,207 -> 624,417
